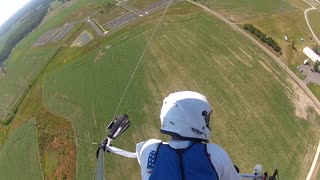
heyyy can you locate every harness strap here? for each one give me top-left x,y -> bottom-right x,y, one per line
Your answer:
147,142 -> 162,169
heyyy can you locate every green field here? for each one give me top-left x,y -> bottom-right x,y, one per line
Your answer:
92,6 -> 127,29
0,118 -> 42,179
127,0 -> 161,10
0,2 -> 88,123
197,0 -> 292,21
309,10 -> 320,42
41,2 -> 320,179
44,24 -> 149,179
195,0 -> 315,77
0,46 -> 60,122
0,0 -> 320,179
0,0 -> 99,122
308,83 -> 320,101
41,0 -> 112,31
251,9 -> 313,75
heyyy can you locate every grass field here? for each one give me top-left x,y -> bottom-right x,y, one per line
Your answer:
0,20 -> 26,59
0,0 -> 319,179
308,83 -> 320,101
250,9 -> 313,76
0,0 -> 95,123
41,2 -> 320,179
0,0 -> 84,174
0,46 -> 60,122
0,0 -> 86,123
197,0 -> 293,21
194,0 -> 316,79
308,10 -> 320,42
0,29 -> 12,55
127,0 -> 162,10
1,68 -> 77,180
92,7 -> 127,27
43,24 -> 150,179
0,118 -> 42,179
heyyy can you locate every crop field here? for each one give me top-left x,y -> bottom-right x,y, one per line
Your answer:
41,2 -> 320,179
0,118 -> 42,179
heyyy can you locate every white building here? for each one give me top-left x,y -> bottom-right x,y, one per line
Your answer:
303,46 -> 320,63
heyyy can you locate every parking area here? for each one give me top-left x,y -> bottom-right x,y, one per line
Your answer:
104,12 -> 137,30
51,23 -> 74,42
297,64 -> 320,84
33,28 -> 60,47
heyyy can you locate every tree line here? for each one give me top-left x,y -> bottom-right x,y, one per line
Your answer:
0,0 -> 53,64
244,24 -> 281,53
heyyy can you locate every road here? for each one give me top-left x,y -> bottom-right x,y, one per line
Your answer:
87,18 -> 107,36
307,141 -> 320,180
186,0 -> 320,178
143,0 -> 172,13
303,0 -> 320,44
118,1 -> 145,16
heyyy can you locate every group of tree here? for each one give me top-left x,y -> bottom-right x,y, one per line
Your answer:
244,24 -> 281,53
314,61 -> 320,72
313,45 -> 320,55
0,0 -> 53,63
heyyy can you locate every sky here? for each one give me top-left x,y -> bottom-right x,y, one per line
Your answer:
0,0 -> 31,26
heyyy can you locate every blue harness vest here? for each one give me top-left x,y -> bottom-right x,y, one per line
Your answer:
148,143 -> 219,180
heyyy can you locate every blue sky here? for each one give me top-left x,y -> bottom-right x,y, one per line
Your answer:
0,0 -> 31,26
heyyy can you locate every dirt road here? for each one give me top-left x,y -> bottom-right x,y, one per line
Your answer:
303,0 -> 320,44
186,0 -> 320,110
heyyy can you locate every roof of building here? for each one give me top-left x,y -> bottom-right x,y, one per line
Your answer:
303,47 -> 320,62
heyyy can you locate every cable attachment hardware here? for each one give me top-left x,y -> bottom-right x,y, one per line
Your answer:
96,114 -> 131,158
107,114 -> 131,140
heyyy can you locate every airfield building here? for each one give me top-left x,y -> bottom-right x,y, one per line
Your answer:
303,47 -> 320,63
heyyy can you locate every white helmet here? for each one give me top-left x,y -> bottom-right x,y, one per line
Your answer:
160,91 -> 212,142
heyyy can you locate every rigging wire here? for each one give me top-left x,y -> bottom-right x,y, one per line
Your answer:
110,0 -> 173,121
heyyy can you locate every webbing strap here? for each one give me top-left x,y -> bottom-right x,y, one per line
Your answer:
105,145 -> 137,158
